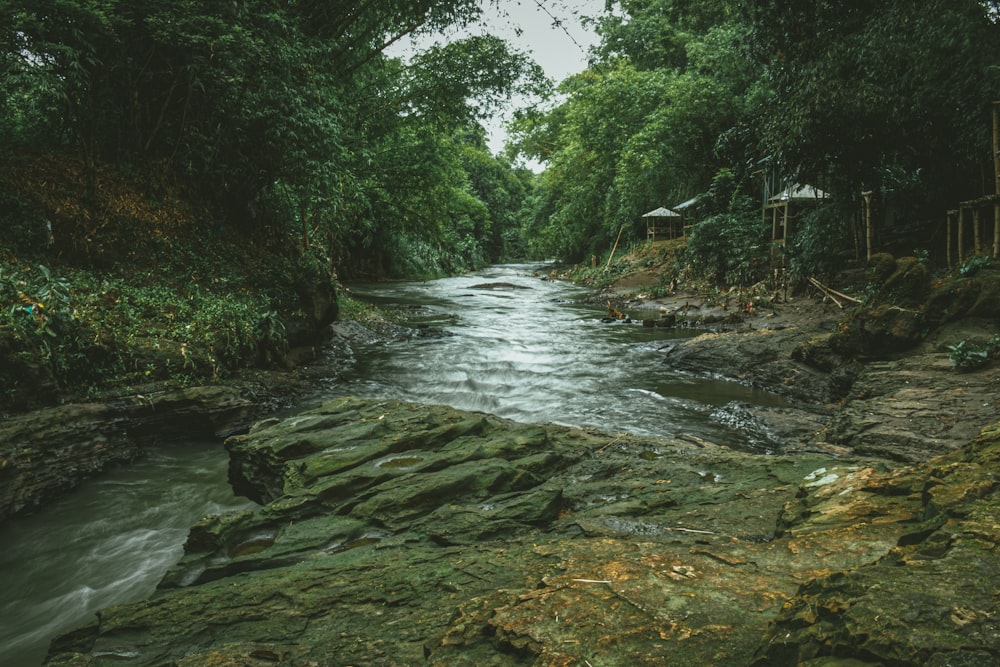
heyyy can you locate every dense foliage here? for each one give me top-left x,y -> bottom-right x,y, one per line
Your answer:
0,0 -> 548,406
513,0 -> 1000,274
1,0 -> 546,277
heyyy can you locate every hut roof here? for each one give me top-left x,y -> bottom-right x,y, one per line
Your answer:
770,183 -> 829,203
641,206 -> 681,218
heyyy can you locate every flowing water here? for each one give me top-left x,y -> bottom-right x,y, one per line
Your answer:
330,263 -> 789,447
2,263 -> 788,665
0,443 -> 255,666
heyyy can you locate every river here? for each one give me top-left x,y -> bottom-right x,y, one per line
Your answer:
329,263 -> 788,447
0,444 -> 256,666
0,263 -> 787,665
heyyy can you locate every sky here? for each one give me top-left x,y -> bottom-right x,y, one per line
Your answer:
391,0 -> 608,161
477,0 -> 607,157
478,0 -> 605,82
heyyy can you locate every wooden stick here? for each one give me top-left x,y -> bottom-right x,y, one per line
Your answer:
808,277 -> 861,308
808,277 -> 844,309
605,225 -> 625,270
665,527 -> 716,535
819,282 -> 862,304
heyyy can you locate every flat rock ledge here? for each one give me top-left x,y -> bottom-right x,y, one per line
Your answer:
45,398 -> 1000,666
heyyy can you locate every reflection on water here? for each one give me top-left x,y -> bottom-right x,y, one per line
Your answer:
332,263 -> 789,448
0,443 -> 255,667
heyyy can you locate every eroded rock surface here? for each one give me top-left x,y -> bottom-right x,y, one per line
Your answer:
42,397 -> 1000,666
753,421 -> 1000,666
0,385 -> 261,520
659,303 -> 999,462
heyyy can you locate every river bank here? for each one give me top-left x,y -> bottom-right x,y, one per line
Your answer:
5,254 -> 996,524
0,315 -> 406,523
585,247 -> 1000,464
7,256 -> 1000,665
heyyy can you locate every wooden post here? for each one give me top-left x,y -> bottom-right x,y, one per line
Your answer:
783,201 -> 791,243
995,200 -> 1000,258
994,101 -> 1000,257
946,210 -> 954,268
994,101 -> 1000,195
958,205 -> 965,265
973,206 -> 982,256
862,190 -> 874,260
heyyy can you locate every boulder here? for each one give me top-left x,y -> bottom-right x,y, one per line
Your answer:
829,261 -> 1000,360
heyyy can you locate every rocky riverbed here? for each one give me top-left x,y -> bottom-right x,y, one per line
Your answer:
7,255 -> 1000,665
601,255 -> 1000,464
42,396 -> 1000,666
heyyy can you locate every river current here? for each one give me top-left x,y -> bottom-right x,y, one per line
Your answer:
1,263 -> 785,665
329,263 -> 787,444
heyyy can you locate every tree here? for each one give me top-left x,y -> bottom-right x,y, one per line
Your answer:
1,0 -> 546,276
740,0 -> 1000,207
512,0 -> 760,261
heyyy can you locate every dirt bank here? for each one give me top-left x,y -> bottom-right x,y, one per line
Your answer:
586,250 -> 1000,463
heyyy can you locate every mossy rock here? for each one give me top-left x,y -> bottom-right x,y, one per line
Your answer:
829,303 -> 926,358
831,262 -> 998,359
753,421 -> 1000,667
791,334 -> 859,401
867,252 -> 898,283
881,256 -> 930,307
923,268 -> 1000,325
792,334 -> 840,372
966,267 -> 1000,318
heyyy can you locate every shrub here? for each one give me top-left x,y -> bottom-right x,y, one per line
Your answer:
787,205 -> 852,282
686,211 -> 770,285
959,255 -> 993,277
947,340 -> 990,371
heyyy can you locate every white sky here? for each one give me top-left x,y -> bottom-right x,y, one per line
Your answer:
479,0 -> 604,82
390,0 -> 607,162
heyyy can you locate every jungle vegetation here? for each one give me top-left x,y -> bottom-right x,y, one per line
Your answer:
513,0 -> 1000,276
2,0 -> 999,406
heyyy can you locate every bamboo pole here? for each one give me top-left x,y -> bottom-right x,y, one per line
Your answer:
973,206 -> 982,256
946,210 -> 954,269
862,190 -> 874,260
993,101 -> 999,195
808,277 -> 862,308
994,101 -> 1000,257
958,205 -> 965,264
605,225 -> 624,270
995,201 -> 1000,258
